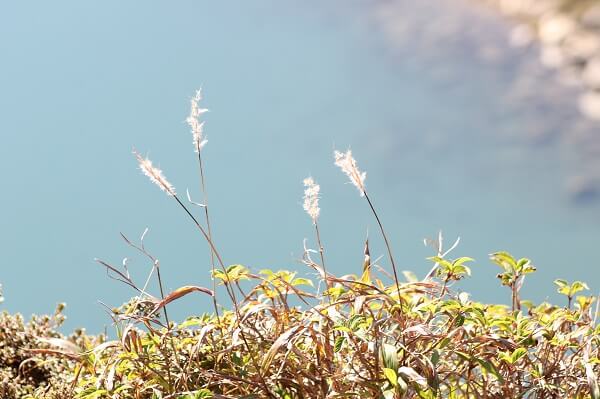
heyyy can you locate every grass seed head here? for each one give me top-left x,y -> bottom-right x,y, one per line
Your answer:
303,176 -> 320,224
334,149 -> 366,196
186,89 -> 209,152
133,150 -> 176,196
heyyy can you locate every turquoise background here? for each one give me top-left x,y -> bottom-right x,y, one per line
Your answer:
1,1 -> 599,333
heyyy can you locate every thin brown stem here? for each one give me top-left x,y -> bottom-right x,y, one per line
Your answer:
154,265 -> 175,389
196,148 -> 221,322
314,222 -> 330,301
155,266 -> 169,326
170,194 -> 276,398
172,194 -> 237,303
363,192 -> 402,305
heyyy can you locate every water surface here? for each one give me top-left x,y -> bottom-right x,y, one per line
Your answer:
1,0 -> 598,332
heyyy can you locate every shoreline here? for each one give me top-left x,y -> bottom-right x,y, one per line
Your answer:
370,0 -> 600,202
475,0 -> 600,120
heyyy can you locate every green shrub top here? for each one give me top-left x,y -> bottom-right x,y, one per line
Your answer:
2,91 -> 598,399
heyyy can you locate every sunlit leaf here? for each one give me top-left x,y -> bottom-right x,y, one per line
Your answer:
383,367 -> 398,386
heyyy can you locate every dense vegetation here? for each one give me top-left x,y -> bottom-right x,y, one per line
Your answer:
1,92 -> 599,398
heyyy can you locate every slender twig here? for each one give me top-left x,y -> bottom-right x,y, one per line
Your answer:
196,147 -> 221,322
134,149 -> 274,397
172,195 -> 238,304
170,194 -> 276,398
363,192 -> 402,304
302,176 -> 328,298
333,150 -> 402,309
186,89 -> 220,317
314,222 -> 330,301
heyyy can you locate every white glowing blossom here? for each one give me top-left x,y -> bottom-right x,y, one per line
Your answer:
334,149 -> 366,196
186,89 -> 209,152
133,150 -> 176,196
303,177 -> 320,224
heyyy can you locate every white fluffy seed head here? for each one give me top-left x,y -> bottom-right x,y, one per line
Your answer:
303,176 -> 321,224
334,149 -> 366,196
186,89 -> 209,152
133,150 -> 176,196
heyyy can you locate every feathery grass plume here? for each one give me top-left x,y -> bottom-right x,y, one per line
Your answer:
302,176 -> 330,299
133,150 -> 176,196
302,177 -> 320,224
186,89 -> 209,152
188,89 -> 220,322
334,148 -> 402,310
334,149 -> 366,196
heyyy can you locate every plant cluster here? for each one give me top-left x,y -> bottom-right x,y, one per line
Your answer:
2,91 -> 599,398
0,304 -> 102,399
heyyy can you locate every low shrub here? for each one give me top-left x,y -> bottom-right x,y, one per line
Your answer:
0,304 -> 103,399
3,90 -> 598,398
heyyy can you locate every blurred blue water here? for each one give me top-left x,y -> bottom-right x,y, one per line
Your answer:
1,1 -> 598,333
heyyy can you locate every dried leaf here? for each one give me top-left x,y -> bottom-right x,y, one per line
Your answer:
151,285 -> 214,314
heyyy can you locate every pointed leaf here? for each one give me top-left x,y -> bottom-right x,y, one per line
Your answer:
151,285 -> 214,314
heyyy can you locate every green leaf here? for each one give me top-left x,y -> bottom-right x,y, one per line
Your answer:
554,279 -> 568,289
437,337 -> 451,349
454,314 -> 465,327
498,350 -> 512,363
82,390 -> 109,399
177,318 -> 203,328
452,257 -> 474,267
431,349 -> 440,366
455,351 -> 471,362
383,367 -> 398,386
427,256 -> 453,270
569,281 -> 589,297
490,252 -> 517,273
521,264 -> 537,274
213,265 -> 250,284
452,264 -> 471,277
516,258 -> 531,272
347,315 -> 367,331
291,277 -> 313,287
332,325 -> 352,334
475,358 -> 504,383
334,336 -> 345,353
511,348 -> 528,364
178,390 -> 213,399
555,279 -> 589,298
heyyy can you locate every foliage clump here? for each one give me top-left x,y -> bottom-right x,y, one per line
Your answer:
3,258 -> 600,398
56,256 -> 596,399
3,91 -> 599,398
0,304 -> 102,399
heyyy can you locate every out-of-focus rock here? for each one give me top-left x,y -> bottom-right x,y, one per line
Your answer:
582,56 -> 600,89
538,14 -> 576,45
561,31 -> 600,62
540,45 -> 565,68
484,1 -> 600,121
499,0 -> 530,15
499,0 -> 558,17
578,91 -> 600,120
510,24 -> 534,47
581,4 -> 600,30
558,65 -> 584,87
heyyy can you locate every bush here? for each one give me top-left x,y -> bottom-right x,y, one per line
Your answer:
4,91 -> 599,398
0,304 -> 103,399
